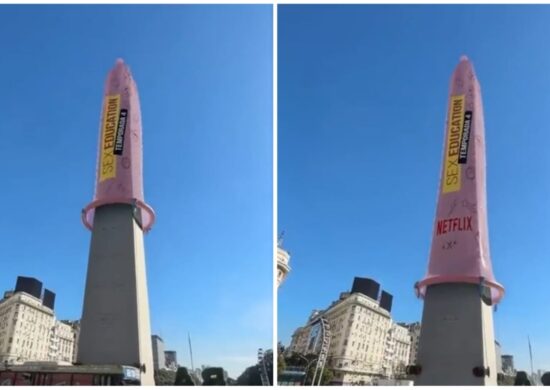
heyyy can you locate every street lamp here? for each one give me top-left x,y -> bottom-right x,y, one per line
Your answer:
287,352 -> 315,385
294,353 -> 309,366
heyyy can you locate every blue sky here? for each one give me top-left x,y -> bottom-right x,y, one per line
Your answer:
0,5 -> 272,378
278,5 -> 550,373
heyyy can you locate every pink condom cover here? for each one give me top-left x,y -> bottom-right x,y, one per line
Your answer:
416,56 -> 504,303
82,59 -> 155,232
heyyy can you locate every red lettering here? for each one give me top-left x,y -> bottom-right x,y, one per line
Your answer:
436,216 -> 474,236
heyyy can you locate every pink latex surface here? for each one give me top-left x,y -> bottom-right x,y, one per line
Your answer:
416,56 -> 504,303
82,59 -> 155,232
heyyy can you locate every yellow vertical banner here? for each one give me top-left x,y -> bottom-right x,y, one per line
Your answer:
99,94 -> 120,182
442,95 -> 465,193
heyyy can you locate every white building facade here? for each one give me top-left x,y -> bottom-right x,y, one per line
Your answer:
164,350 -> 178,371
0,291 -> 77,364
277,246 -> 291,287
51,320 -> 76,363
383,323 -> 411,377
287,290 -> 400,385
151,335 -> 166,371
502,354 -> 515,375
494,340 -> 503,375
399,322 -> 421,365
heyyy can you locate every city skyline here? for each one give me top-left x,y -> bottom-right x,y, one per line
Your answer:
278,5 -> 550,373
0,5 -> 272,378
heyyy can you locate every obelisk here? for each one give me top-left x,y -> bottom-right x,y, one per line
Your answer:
78,59 -> 156,385
413,56 -> 504,386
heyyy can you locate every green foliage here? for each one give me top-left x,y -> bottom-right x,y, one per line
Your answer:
236,362 -> 273,386
278,352 -> 286,376
225,377 -> 237,385
284,352 -> 317,367
514,371 -> 532,386
237,365 -> 262,386
305,366 -> 333,386
155,369 -> 177,386
173,367 -> 195,386
498,374 -> 515,386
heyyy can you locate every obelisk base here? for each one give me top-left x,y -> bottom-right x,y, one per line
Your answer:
415,283 -> 497,386
78,204 -> 154,385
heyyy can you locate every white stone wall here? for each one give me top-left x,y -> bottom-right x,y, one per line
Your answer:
399,322 -> 421,365
287,326 -> 309,356
277,247 -> 291,287
54,321 -> 75,363
0,292 -> 54,363
0,292 -> 77,364
287,292 -> 393,384
495,341 -> 503,374
389,323 -> 411,375
151,336 -> 166,370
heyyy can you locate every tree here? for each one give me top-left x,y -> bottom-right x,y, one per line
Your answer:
173,367 -> 195,386
155,369 -> 177,386
394,362 -> 408,379
236,362 -> 273,386
278,352 -> 286,376
497,373 -> 515,386
285,352 -> 317,367
514,371 -> 532,386
305,366 -> 333,386
225,377 -> 237,385
237,365 -> 262,386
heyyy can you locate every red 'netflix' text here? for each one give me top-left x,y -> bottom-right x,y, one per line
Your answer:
436,216 -> 472,236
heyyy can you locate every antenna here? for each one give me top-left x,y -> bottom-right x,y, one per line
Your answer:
188,332 -> 195,372
528,335 -> 534,382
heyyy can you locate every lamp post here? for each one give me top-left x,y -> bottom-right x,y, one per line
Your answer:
294,353 -> 309,366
